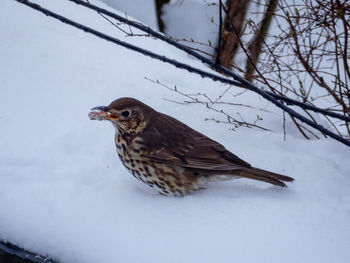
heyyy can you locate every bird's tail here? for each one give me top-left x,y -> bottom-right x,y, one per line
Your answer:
236,167 -> 294,187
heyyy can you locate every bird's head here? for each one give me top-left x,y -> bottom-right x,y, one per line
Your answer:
89,97 -> 152,134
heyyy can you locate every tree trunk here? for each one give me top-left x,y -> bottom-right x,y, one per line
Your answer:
245,0 -> 278,81
155,0 -> 170,32
217,0 -> 250,69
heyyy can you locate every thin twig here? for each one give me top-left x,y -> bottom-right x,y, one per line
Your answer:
145,77 -> 270,131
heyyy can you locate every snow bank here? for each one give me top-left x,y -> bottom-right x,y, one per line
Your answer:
1,0 -> 349,262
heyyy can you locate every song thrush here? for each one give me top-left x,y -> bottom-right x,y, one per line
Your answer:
89,97 -> 294,196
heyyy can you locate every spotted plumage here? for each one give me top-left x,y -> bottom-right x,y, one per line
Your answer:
89,97 -> 294,196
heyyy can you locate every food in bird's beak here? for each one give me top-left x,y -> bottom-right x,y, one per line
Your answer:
89,106 -> 109,121
89,106 -> 120,121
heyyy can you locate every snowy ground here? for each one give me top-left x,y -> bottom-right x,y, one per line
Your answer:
1,0 -> 350,262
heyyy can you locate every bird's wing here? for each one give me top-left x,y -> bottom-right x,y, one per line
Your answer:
140,113 -> 251,171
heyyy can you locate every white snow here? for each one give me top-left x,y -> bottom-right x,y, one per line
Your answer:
1,0 -> 350,263
162,0 -> 219,56
101,0 -> 158,29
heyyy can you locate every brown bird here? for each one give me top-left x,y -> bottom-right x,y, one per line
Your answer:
89,97 -> 294,196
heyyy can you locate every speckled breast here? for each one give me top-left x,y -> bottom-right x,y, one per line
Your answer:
114,133 -> 204,196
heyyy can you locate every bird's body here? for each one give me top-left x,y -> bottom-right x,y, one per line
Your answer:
115,132 -> 205,195
89,97 -> 294,196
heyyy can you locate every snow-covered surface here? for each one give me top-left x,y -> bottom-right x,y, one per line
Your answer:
162,0 -> 218,56
100,0 -> 158,29
1,0 -> 350,262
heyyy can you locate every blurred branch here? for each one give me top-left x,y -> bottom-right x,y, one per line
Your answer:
221,1 -> 315,139
214,0 -> 223,68
217,0 -> 250,68
245,0 -> 278,81
154,0 -> 170,32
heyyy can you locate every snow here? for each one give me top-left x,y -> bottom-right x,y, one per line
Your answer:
100,0 -> 158,29
1,0 -> 350,263
162,0 -> 219,56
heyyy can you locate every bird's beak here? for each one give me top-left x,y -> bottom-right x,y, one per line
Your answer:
89,106 -> 120,121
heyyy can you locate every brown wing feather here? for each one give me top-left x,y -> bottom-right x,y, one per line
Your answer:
140,112 -> 251,171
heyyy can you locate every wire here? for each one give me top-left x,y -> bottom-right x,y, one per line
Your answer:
68,0 -> 350,122
13,0 -> 350,147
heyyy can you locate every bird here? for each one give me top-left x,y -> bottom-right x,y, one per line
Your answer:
89,97 -> 294,196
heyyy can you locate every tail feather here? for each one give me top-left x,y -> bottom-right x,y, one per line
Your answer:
237,167 -> 294,187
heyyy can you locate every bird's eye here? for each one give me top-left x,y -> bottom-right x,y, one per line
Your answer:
121,110 -> 130,117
